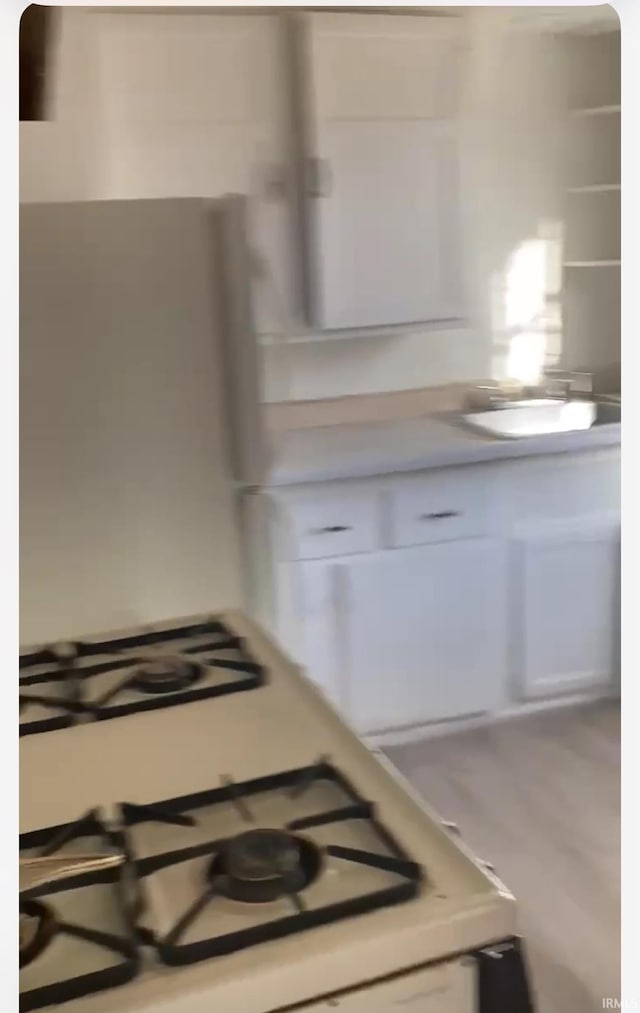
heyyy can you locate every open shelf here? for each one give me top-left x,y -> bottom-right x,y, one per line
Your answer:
567,183 -> 620,194
566,32 -> 619,112
564,260 -> 620,268
565,187 -> 620,263
570,104 -> 621,117
564,261 -> 620,371
564,30 -> 620,378
567,111 -> 620,189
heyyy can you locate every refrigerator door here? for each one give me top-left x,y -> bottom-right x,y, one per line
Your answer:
20,197 -> 246,643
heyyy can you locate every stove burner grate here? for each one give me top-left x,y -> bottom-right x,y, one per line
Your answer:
19,899 -> 57,969
19,617 -> 265,736
124,759 -> 424,967
20,810 -> 140,1012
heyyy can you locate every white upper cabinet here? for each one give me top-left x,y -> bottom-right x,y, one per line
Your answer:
91,12 -> 295,335
93,13 -> 284,198
299,13 -> 464,329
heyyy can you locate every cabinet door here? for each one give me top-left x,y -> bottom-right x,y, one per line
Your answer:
92,13 -> 293,334
301,13 -> 463,329
514,518 -> 620,699
280,560 -> 346,712
94,13 -> 283,196
342,540 -> 505,734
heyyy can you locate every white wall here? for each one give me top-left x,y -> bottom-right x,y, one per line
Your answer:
19,8 -> 609,403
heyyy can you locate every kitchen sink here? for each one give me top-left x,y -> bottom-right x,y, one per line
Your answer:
459,398 -> 620,439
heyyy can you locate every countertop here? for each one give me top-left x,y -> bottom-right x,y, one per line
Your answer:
265,412 -> 621,487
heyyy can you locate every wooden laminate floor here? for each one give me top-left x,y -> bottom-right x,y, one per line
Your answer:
384,702 -> 620,1013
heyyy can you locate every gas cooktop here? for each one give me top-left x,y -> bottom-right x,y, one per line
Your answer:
19,617 -> 265,737
19,759 -> 423,1011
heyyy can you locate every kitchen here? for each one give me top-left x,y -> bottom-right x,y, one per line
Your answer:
19,5 -> 620,1013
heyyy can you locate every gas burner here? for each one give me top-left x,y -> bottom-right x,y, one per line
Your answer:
130,655 -> 203,695
19,899 -> 57,969
208,829 -> 321,904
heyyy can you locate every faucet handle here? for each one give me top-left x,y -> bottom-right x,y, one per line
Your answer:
544,369 -> 593,396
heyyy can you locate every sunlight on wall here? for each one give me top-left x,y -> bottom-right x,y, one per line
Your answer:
505,239 -> 549,385
491,221 -> 564,384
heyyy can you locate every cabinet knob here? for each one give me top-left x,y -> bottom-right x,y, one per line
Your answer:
420,510 -> 460,521
310,525 -> 353,534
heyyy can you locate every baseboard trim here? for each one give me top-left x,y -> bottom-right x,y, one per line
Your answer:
365,689 -> 618,748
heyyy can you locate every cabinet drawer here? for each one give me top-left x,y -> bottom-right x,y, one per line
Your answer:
508,450 -> 620,521
389,469 -> 489,546
282,490 -> 381,560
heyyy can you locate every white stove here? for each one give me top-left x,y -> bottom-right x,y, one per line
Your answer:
20,611 -> 535,1013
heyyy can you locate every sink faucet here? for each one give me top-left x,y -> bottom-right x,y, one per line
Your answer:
542,369 -> 593,400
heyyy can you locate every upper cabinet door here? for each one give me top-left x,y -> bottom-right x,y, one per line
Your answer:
94,13 -> 284,195
300,13 -> 464,330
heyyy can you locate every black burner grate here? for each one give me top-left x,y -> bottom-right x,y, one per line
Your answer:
19,618 -> 265,737
122,760 -> 423,966
19,813 -> 139,1013
19,762 -> 424,1006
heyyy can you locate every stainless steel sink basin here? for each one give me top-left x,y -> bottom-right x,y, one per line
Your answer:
460,398 -> 620,439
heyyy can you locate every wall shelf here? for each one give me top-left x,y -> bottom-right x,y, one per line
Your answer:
564,260 -> 620,268
565,30 -> 620,300
567,183 -> 620,193
570,104 -> 620,117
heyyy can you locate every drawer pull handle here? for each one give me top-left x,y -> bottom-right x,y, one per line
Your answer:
420,510 -> 460,521
310,525 -> 353,535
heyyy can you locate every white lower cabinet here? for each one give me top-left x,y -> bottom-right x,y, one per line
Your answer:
513,516 -> 620,700
343,540 -> 505,733
272,451 -> 620,736
293,539 -> 505,734
291,559 -> 346,711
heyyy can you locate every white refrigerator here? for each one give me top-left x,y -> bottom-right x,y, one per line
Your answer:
20,196 -> 273,644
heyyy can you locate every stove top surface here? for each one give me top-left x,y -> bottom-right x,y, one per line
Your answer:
19,617 -> 264,737
127,760 -> 421,966
20,610 -> 517,1013
20,761 -> 422,1010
